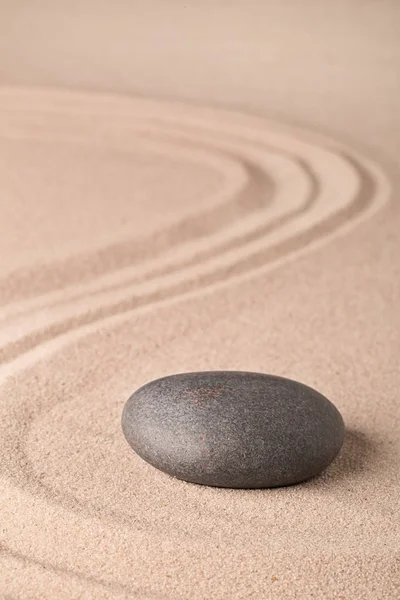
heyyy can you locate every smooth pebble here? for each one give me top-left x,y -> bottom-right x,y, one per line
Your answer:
121,371 -> 345,488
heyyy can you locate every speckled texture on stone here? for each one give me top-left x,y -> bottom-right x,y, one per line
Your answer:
121,371 -> 345,488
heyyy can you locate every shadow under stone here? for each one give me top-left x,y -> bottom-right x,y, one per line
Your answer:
305,428 -> 382,487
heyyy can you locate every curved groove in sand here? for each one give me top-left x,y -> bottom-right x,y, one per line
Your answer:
0,153 -> 315,356
0,88 -> 383,314
0,89 -> 390,372
0,89 -> 389,366
0,149 -> 387,497
0,88 -> 391,589
0,148 -> 302,320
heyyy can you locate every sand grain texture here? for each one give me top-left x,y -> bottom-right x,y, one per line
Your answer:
0,2 -> 399,599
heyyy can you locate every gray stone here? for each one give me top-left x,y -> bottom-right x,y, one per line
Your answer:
121,371 -> 345,488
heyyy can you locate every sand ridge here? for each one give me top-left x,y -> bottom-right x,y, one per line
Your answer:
0,1 -> 400,597
0,87 -> 399,600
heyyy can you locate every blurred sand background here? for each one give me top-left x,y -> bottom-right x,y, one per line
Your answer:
0,1 -> 399,598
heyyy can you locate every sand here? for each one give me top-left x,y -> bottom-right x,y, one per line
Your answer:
0,1 -> 399,598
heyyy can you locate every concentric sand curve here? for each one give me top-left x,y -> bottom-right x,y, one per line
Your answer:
0,86 -> 396,596
0,89 -> 390,369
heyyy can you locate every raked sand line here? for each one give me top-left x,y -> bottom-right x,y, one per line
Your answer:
0,141 -> 391,593
0,88 -> 387,310
0,90 -> 390,366
0,145 -> 388,393
0,153 -> 376,366
0,94 -> 365,306
0,141 -> 389,382
0,150 -> 312,351
0,134 -> 257,304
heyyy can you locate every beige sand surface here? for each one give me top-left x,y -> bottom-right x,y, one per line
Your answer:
0,2 -> 399,598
